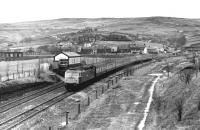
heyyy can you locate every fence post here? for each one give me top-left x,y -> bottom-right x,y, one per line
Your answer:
34,69 -> 36,76
13,73 -> 14,79
77,100 -> 81,115
102,86 -> 104,94
87,95 -> 90,106
107,81 -> 110,89
115,76 -> 118,83
66,112 -> 69,125
111,79 -> 114,85
29,70 -> 30,77
95,90 -> 98,99
131,69 -> 134,75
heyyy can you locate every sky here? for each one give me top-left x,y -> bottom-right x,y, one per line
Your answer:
0,0 -> 200,23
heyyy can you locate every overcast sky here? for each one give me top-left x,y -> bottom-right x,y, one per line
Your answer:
0,0 -> 200,23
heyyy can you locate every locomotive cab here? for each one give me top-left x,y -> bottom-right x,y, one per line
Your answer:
64,65 -> 96,91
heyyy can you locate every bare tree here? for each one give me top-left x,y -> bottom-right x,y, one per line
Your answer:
179,69 -> 192,85
174,98 -> 184,121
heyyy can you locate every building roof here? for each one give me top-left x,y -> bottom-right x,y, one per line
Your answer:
131,46 -> 145,50
146,42 -> 163,48
92,45 -> 111,50
95,41 -> 132,46
62,52 -> 81,57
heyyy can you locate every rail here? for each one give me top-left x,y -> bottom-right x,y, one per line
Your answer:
0,82 -> 64,113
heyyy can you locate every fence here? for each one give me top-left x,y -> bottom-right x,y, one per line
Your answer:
0,69 -> 38,82
48,60 -> 153,130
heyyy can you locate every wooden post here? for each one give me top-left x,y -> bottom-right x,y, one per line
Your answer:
107,81 -> 110,89
13,73 -> 14,79
87,96 -> 90,106
112,79 -> 114,85
116,76 -> 118,83
66,112 -> 69,125
102,86 -> 104,94
95,90 -> 98,99
77,101 -> 81,115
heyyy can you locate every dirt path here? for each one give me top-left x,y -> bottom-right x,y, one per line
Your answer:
138,74 -> 162,130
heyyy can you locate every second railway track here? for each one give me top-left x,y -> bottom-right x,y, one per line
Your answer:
0,92 -> 74,130
0,81 -> 64,113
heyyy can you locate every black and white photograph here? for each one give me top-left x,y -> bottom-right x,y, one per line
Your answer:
0,0 -> 200,129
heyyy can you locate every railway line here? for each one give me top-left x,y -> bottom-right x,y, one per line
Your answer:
0,54 -> 163,130
0,82 -> 64,114
0,92 -> 74,130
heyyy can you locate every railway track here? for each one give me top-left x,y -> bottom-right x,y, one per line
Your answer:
0,81 -> 64,114
0,92 -> 74,130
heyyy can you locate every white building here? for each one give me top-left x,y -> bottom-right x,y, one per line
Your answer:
143,47 -> 148,54
54,52 -> 81,65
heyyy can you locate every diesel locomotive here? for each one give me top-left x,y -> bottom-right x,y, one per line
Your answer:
64,64 -> 96,91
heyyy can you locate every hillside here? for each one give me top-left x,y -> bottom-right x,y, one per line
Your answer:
144,59 -> 200,130
1,17 -> 200,49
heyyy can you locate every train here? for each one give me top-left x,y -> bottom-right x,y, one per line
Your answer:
64,65 -> 96,91
63,55 -> 155,91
